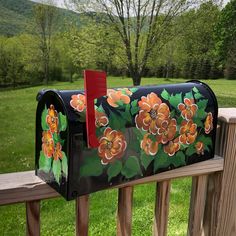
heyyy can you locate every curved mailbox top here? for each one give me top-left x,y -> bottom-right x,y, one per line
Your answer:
36,80 -> 218,200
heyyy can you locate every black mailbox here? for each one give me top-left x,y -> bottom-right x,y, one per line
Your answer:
35,71 -> 218,200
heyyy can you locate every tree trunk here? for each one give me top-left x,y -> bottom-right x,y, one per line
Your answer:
131,71 -> 142,86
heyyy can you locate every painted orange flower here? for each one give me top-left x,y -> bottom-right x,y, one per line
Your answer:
46,104 -> 58,133
95,110 -> 108,127
178,98 -> 198,120
98,127 -> 127,165
107,89 -> 130,107
53,142 -> 63,160
42,131 -> 54,158
135,92 -> 170,135
141,133 -> 159,156
179,120 -> 197,144
118,88 -> 133,96
195,141 -> 204,155
156,118 -> 177,144
205,112 -> 213,134
164,137 -> 180,156
70,94 -> 86,112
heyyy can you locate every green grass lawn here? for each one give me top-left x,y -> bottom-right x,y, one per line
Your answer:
0,77 -> 236,236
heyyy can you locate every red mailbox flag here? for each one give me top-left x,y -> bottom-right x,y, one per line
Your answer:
84,70 -> 107,148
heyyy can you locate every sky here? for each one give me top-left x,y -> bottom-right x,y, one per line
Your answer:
32,0 -> 231,10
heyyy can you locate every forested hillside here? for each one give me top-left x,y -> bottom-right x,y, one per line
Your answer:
0,0 -> 236,88
0,0 -> 80,36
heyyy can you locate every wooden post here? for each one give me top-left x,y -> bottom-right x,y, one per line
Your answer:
117,186 -> 133,236
26,200 -> 40,236
153,180 -> 171,236
187,175 -> 208,236
76,195 -> 89,236
215,108 -> 236,236
202,171 -> 223,236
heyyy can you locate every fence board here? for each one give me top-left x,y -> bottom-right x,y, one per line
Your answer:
153,180 -> 171,236
202,172 -> 223,236
76,195 -> 89,236
0,157 -> 223,206
117,186 -> 133,236
26,200 -> 40,236
216,122 -> 236,236
187,175 -> 208,236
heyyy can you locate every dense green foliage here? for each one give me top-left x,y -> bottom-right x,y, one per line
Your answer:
0,78 -> 236,235
0,0 -> 235,84
0,0 -> 80,36
215,0 -> 236,79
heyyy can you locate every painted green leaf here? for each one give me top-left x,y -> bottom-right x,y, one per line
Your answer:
124,104 -> 132,123
161,89 -> 170,100
141,151 -> 154,170
197,99 -> 208,110
193,87 -> 199,93
39,151 -> 52,173
52,159 -> 61,184
196,109 -> 207,119
53,133 -> 59,143
180,143 -> 189,150
53,133 -> 64,145
185,91 -> 193,99
171,151 -> 186,167
109,111 -> 126,130
121,156 -> 142,179
193,118 -> 204,128
198,136 -> 213,147
59,112 -> 67,131
133,128 -> 146,141
107,160 -> 122,181
96,127 -> 104,137
194,93 -> 203,99
96,105 -> 105,113
186,144 -> 196,156
61,152 -> 68,178
169,93 -> 182,108
41,106 -> 49,130
131,100 -> 139,115
80,155 -> 104,177
130,88 -> 138,93
154,147 -> 170,172
170,110 -> 176,118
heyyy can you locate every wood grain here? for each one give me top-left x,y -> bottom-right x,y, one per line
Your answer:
218,108 -> 236,123
202,172 -> 223,236
153,181 -> 171,236
26,200 -> 40,236
187,175 -> 208,236
76,195 -> 89,236
216,123 -> 236,236
0,171 -> 59,205
117,186 -> 133,236
115,156 -> 223,189
0,157 -> 223,206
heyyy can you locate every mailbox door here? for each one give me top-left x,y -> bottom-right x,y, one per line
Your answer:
35,91 -> 69,199
66,81 -> 217,200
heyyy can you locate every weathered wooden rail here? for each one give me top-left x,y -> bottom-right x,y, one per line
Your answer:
0,108 -> 236,236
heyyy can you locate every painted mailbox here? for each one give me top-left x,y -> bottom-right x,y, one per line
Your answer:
35,70 -> 218,200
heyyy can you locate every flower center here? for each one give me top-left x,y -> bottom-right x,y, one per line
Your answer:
106,141 -> 113,149
149,109 -> 157,119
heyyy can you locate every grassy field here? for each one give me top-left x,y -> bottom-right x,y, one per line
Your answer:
0,77 -> 236,235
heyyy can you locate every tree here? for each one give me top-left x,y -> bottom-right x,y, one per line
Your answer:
68,0 -> 196,85
5,37 -> 24,87
0,37 -> 9,84
33,3 -> 56,84
215,0 -> 236,79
